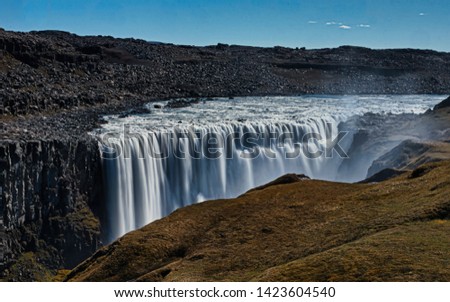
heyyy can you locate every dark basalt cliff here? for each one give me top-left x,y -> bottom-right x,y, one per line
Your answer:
1,28 -> 450,280
0,138 -> 103,281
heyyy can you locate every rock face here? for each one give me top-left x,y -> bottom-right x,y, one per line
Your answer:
366,140 -> 431,177
336,104 -> 450,182
358,168 -> 407,183
434,96 -> 450,110
0,137 -> 103,280
365,140 -> 450,179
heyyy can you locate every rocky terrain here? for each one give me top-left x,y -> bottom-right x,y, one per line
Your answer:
2,29 -> 450,119
1,28 -> 450,281
1,28 -> 450,141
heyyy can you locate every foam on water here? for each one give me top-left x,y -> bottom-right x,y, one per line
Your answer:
100,95 -> 441,131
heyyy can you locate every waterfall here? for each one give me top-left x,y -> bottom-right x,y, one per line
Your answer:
96,95 -> 444,241
100,117 -> 352,241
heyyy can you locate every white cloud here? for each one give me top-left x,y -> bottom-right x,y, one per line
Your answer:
419,12 -> 426,16
326,21 -> 345,27
339,25 -> 352,30
357,24 -> 371,28
308,21 -> 318,24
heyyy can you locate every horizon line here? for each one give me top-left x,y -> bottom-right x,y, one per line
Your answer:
1,26 -> 449,53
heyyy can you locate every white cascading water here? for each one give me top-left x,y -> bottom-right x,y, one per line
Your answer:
101,118 -> 349,241
96,95 -> 444,241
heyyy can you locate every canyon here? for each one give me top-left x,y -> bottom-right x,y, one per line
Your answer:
1,29 -> 450,281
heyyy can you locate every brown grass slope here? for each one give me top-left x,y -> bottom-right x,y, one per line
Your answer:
253,220 -> 450,281
66,161 -> 450,282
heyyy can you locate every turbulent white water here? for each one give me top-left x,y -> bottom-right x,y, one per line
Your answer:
96,95 -> 443,241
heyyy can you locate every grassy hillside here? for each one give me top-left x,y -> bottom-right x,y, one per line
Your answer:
254,220 -> 450,281
66,160 -> 450,282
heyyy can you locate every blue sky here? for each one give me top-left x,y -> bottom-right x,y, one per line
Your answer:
2,0 -> 450,51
